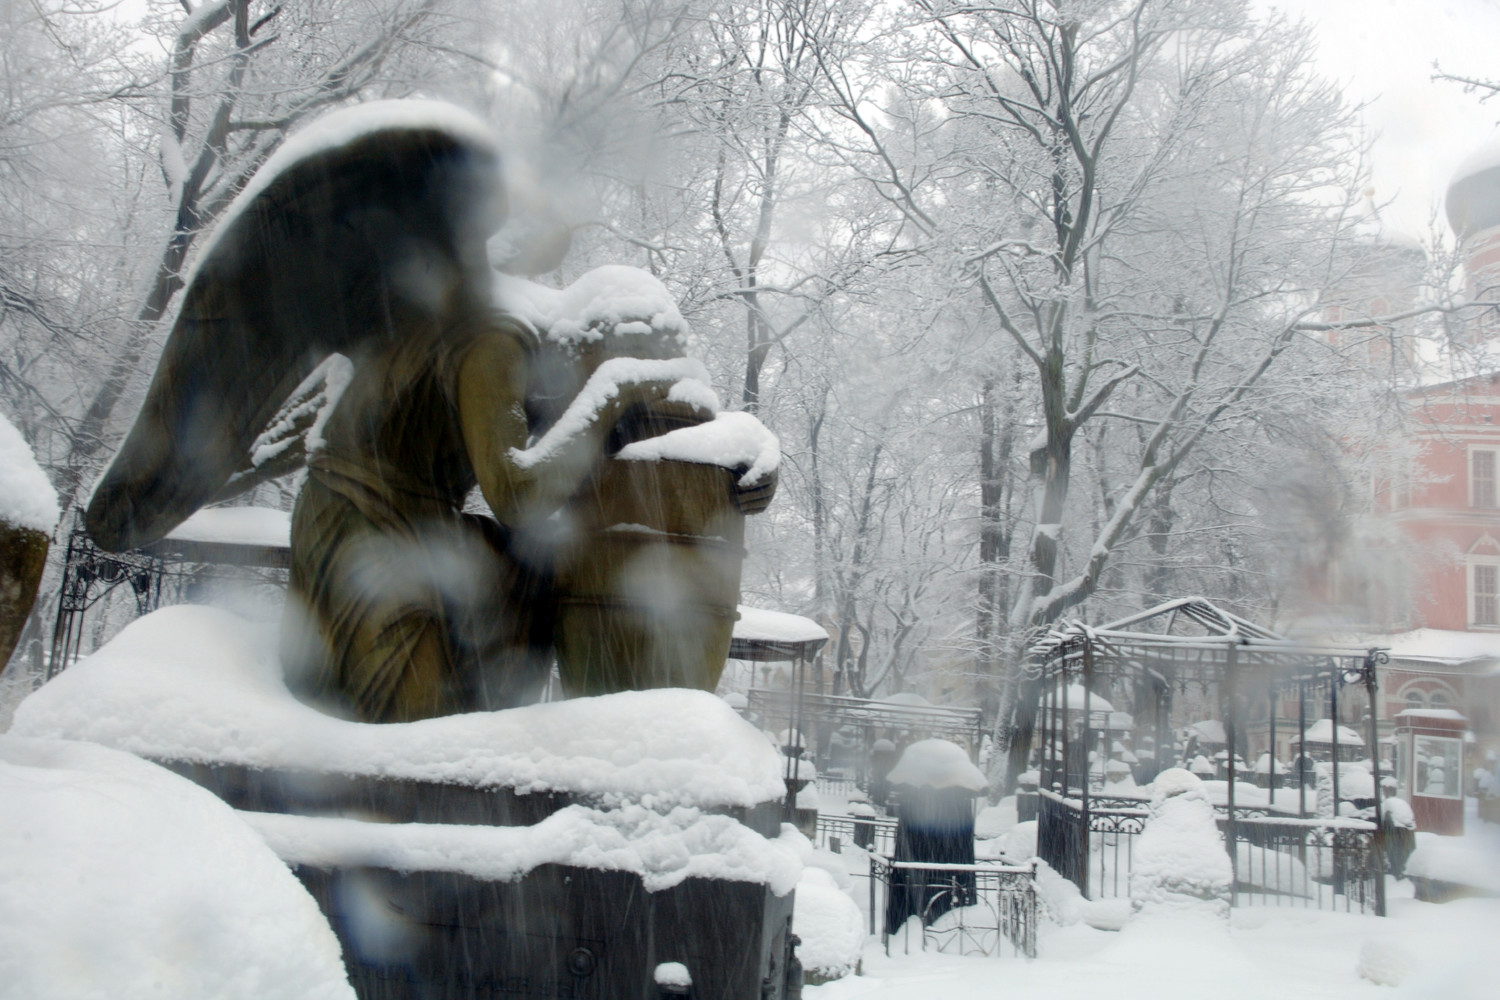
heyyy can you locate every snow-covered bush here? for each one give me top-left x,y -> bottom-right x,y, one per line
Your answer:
1130,768 -> 1232,919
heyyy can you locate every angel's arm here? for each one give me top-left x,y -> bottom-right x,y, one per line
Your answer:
456,330 -> 710,533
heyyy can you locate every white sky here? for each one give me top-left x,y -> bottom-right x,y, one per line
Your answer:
1267,0 -> 1500,241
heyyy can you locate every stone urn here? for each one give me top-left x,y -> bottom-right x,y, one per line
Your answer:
553,439 -> 745,696
0,516 -> 48,667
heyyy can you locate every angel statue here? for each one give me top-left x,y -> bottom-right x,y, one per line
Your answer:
85,101 -> 778,724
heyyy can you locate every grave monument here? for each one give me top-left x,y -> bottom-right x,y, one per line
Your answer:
62,99 -> 797,998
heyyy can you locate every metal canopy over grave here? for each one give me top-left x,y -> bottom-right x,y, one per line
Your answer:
49,507 -> 292,676
1028,598 -> 1390,915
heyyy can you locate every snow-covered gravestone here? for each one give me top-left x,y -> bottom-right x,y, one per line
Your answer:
0,413 -> 57,667
1130,768 -> 1232,919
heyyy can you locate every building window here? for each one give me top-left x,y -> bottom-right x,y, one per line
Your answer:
1473,561 -> 1500,626
1429,690 -> 1449,708
1473,448 -> 1498,508
1414,735 -> 1462,799
1405,690 -> 1426,710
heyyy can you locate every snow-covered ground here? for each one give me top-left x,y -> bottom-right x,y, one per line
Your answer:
805,791 -> 1499,1000
807,892 -> 1497,999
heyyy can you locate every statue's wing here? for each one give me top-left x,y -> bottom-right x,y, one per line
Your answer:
86,101 -> 503,551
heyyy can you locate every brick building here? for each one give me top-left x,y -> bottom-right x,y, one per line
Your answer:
1297,143 -> 1500,760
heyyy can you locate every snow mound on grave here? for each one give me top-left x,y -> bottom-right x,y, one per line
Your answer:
0,735 -> 352,1000
0,412 -> 58,532
1406,824 -> 1500,893
886,738 -> 988,792
244,804 -> 804,895
1129,768 -> 1232,919
12,605 -> 785,810
777,828 -> 862,979
792,868 -> 865,979
1358,934 -> 1420,986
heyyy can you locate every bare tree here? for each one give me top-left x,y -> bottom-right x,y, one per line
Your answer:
55,0 -> 481,512
817,0 -> 1383,783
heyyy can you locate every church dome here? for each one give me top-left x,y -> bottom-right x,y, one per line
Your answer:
1446,137 -> 1500,240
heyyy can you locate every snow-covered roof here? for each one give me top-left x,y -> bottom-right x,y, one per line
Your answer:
1375,629 -> 1500,665
12,606 -> 786,811
1098,597 -> 1282,642
0,412 -> 58,532
1290,718 -> 1365,746
729,606 -> 828,662
1045,684 -> 1114,714
1394,708 -> 1468,722
1189,719 -> 1227,744
0,736 -> 353,1000
879,692 -> 933,708
1447,136 -> 1500,239
732,606 -> 827,645
161,506 -> 291,548
885,738 -> 987,792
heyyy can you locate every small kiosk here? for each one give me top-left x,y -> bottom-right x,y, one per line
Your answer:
1392,708 -> 1468,835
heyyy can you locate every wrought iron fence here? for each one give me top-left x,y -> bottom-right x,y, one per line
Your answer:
1028,600 -> 1390,916
815,774 -> 859,801
815,813 -> 898,856
1227,815 -> 1382,912
871,858 -> 1038,959
1039,787 -> 1383,912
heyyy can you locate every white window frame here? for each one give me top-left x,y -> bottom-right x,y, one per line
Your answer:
1471,555 -> 1500,627
1471,446 -> 1498,508
1413,734 -> 1463,800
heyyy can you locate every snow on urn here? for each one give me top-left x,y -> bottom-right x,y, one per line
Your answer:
0,413 -> 57,667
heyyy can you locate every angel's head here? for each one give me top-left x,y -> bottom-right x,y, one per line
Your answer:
514,266 -> 691,433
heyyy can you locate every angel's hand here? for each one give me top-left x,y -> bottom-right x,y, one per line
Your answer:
733,465 -> 778,515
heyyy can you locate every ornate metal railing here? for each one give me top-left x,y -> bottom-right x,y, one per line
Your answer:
48,516 -> 290,676
814,813 -> 898,856
871,858 -> 1037,959
1039,787 -> 1382,913
1226,815 -> 1382,912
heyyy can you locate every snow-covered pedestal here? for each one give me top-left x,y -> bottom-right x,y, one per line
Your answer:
13,606 -> 805,999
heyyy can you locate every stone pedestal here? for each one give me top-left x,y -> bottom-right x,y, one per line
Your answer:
14,609 -> 803,1000
297,864 -> 795,1000
159,759 -> 799,1000
0,517 -> 47,666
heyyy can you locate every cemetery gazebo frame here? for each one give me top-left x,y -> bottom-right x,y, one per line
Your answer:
1028,599 -> 1390,915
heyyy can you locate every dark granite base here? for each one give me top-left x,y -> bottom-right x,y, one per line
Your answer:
296,862 -> 798,1000
156,758 -> 782,836
156,757 -> 800,998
